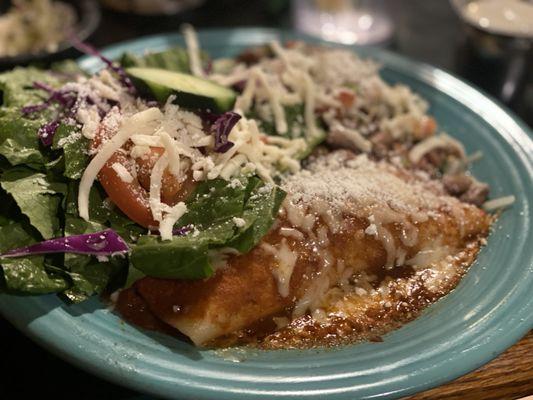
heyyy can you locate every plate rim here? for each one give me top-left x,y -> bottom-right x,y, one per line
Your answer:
1,28 -> 532,400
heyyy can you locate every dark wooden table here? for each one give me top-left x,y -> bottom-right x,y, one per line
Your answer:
2,1 -> 532,399
407,332 -> 533,400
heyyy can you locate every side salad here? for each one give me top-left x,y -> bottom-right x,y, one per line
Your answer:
0,40 -> 314,303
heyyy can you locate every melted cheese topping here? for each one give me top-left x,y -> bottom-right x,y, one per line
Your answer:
282,152 -> 455,222
277,151 -> 466,307
261,239 -> 298,298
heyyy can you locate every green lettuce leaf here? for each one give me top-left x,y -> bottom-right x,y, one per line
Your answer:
61,256 -> 126,303
59,182 -> 142,302
0,168 -> 66,239
130,235 -> 211,279
130,175 -> 285,279
0,223 -> 70,295
0,61 -> 82,106
64,182 -> 145,241
52,124 -> 89,179
249,104 -> 305,139
0,168 -> 133,301
0,109 -> 46,167
228,178 -> 286,253
0,66 -> 86,175
0,67 -> 60,108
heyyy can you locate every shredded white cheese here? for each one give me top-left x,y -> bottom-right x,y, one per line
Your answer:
409,134 -> 466,164
255,68 -> 287,135
330,122 -> 372,153
111,162 -> 134,183
77,106 -> 101,140
149,152 -> 168,222
181,24 -> 205,78
159,202 -> 187,241
262,239 -> 298,297
482,195 -> 516,211
78,107 -> 163,221
158,130 -> 182,179
234,70 -> 257,113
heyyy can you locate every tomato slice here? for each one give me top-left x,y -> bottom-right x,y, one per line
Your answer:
92,127 -> 196,229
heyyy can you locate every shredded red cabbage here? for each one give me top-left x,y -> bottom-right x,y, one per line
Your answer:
206,111 -> 241,153
21,82 -> 72,116
33,81 -> 55,94
21,102 -> 50,115
22,39 -> 134,147
70,37 -> 136,94
21,82 -> 80,146
0,229 -> 129,259
38,120 -> 61,147
172,225 -> 192,236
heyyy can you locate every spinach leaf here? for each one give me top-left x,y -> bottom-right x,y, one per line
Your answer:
177,176 -> 249,245
0,168 -> 66,239
131,176 -> 286,279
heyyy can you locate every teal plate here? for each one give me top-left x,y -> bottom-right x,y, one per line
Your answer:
1,29 -> 532,400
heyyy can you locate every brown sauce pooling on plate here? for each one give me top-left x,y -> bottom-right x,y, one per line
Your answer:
114,237 -> 485,349
115,285 -> 182,336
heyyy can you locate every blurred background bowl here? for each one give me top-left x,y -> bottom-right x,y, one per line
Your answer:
0,0 -> 101,70
450,0 -> 532,109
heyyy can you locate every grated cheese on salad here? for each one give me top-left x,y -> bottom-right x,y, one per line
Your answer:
69,27 -> 502,243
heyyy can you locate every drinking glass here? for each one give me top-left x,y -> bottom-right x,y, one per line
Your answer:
292,0 -> 394,45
